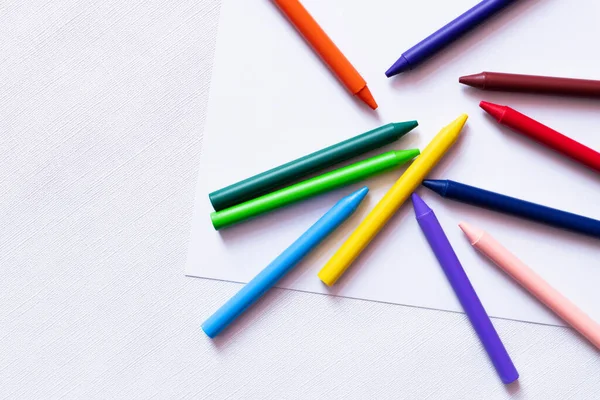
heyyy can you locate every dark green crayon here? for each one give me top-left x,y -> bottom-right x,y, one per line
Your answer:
208,121 -> 418,211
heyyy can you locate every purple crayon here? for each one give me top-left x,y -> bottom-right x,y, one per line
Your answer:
412,193 -> 519,384
386,0 -> 517,77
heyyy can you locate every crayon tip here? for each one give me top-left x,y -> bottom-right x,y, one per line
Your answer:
411,193 -> 432,218
458,222 -> 484,245
479,101 -> 505,121
459,73 -> 486,89
356,86 -> 378,110
385,55 -> 411,77
391,120 -> 419,133
447,114 -> 468,133
394,148 -> 421,163
342,186 -> 369,208
422,179 -> 449,197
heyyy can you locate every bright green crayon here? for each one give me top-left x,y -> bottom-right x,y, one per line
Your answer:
210,149 -> 420,230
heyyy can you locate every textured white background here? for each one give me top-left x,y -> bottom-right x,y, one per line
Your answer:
1,1 -> 599,399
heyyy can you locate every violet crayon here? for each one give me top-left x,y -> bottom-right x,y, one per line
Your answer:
386,0 -> 516,77
412,193 -> 518,384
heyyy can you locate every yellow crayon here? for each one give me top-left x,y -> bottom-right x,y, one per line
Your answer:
318,114 -> 468,286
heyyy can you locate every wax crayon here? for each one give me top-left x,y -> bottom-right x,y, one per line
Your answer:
460,71 -> 600,98
209,121 -> 418,211
460,222 -> 600,350
211,149 -> 419,230
202,187 -> 369,338
273,0 -> 377,109
386,0 -> 516,77
480,101 -> 600,172
412,194 -> 518,384
318,114 -> 467,286
423,179 -> 600,239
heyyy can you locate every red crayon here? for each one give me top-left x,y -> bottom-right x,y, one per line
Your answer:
461,72 -> 600,98
480,101 -> 600,173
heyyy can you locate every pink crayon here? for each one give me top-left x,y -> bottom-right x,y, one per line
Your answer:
459,222 -> 600,350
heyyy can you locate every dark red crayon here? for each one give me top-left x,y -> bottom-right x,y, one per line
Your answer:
461,72 -> 600,98
480,101 -> 600,173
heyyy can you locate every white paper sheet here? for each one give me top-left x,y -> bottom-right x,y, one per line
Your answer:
187,0 -> 600,326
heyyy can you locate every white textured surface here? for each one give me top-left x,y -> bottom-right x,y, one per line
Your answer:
1,1 -> 599,399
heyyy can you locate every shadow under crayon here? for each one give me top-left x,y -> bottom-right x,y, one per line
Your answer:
506,380 -> 522,396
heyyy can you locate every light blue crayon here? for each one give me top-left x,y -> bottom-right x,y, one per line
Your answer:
202,186 -> 369,338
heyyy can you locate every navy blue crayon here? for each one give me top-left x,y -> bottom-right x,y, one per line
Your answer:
423,179 -> 600,239
386,0 -> 516,77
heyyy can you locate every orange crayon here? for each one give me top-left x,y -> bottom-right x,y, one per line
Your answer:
273,0 -> 378,109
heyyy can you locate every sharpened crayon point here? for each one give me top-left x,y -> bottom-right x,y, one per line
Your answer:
422,179 -> 449,197
342,186 -> 369,209
459,222 -> 484,245
448,113 -> 468,132
459,73 -> 486,89
394,148 -> 421,163
356,86 -> 378,110
480,101 -> 505,121
411,193 -> 432,218
385,55 -> 411,77
391,120 -> 419,133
